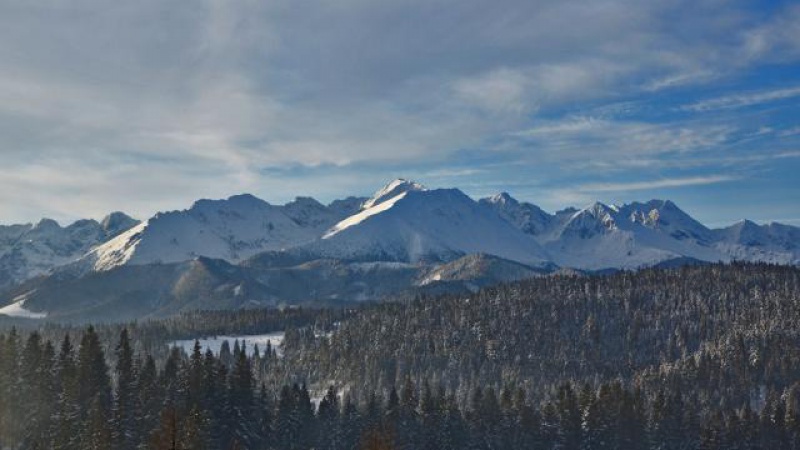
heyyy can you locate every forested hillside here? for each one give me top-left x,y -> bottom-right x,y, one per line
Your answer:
1,263 -> 800,449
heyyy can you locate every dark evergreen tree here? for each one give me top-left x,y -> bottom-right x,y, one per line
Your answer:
112,328 -> 138,450
52,334 -> 80,450
317,385 -> 341,450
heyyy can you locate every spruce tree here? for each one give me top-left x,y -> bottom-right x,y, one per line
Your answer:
113,328 -> 138,450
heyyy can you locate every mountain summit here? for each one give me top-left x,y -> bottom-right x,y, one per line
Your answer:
0,180 -> 797,318
360,178 -> 426,210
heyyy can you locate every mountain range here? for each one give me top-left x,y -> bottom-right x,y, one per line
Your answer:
0,179 -> 797,321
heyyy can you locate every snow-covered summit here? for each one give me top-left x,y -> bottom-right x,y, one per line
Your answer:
712,220 -> 799,264
616,200 -> 711,242
479,192 -> 553,236
82,194 -> 330,272
309,187 -> 550,266
0,214 -> 140,290
558,202 -> 618,239
3,180 -> 800,292
361,179 -> 426,210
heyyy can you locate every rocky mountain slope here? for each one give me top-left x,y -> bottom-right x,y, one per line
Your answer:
0,253 -> 541,322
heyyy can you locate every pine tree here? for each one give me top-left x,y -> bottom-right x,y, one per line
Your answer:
556,383 -> 582,450
36,340 -> 58,448
113,328 -> 138,450
341,392 -> 362,450
317,385 -> 341,450
396,376 -> 420,450
52,334 -> 80,450
201,349 -> 225,448
77,326 -> 111,412
256,383 -> 274,450
275,384 -> 297,450
187,340 -> 204,410
181,406 -> 209,450
138,355 -> 162,443
230,342 -> 255,448
418,380 -> 439,450
150,402 -> 180,450
295,384 -> 316,450
21,331 -> 46,446
0,328 -> 21,446
85,395 -> 112,450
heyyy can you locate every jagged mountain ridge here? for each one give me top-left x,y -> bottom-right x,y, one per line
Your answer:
4,179 -> 800,280
483,194 -> 800,269
0,212 -> 139,291
310,186 -> 551,266
80,193 -> 365,273
0,179 -> 798,320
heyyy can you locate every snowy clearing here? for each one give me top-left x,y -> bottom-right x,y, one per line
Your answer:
170,332 -> 285,357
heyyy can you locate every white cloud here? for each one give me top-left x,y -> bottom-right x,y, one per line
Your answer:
453,68 -> 531,114
643,70 -> 717,92
0,0 -> 797,223
575,175 -> 737,192
683,86 -> 800,112
512,117 -> 734,159
741,5 -> 800,62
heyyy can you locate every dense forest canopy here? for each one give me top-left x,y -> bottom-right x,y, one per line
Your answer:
0,262 -> 799,449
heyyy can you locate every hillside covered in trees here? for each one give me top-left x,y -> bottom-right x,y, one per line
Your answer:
1,263 -> 800,449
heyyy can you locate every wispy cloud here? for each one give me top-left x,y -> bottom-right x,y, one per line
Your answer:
683,86 -> 800,112
576,175 -> 737,193
576,150 -> 800,171
643,70 -> 718,92
512,117 -> 735,159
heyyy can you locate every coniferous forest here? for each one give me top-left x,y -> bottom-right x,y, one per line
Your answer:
1,263 -> 800,449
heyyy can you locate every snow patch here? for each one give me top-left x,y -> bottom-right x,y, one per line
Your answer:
323,192 -> 409,239
170,332 -> 285,357
87,222 -> 146,271
0,292 -> 46,319
361,179 -> 425,210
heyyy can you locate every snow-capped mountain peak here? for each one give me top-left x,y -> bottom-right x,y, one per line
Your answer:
617,199 -> 711,242
312,187 -> 550,266
2,180 -> 799,296
100,212 -> 140,237
479,192 -> 553,236
560,202 -> 618,237
361,178 -> 426,210
487,192 -> 517,207
82,193 -> 329,272
0,213 -> 140,290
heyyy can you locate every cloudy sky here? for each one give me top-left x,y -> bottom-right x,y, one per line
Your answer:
1,0 -> 799,227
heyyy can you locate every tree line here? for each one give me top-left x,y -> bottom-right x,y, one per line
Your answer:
0,262 -> 798,448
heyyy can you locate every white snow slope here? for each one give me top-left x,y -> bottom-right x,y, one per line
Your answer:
0,213 -> 139,289
3,180 -> 798,289
485,194 -> 800,269
308,183 -> 551,266
82,194 -> 345,272
0,291 -> 47,319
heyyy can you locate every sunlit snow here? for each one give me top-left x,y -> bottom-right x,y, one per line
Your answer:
323,192 -> 408,239
0,292 -> 47,319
